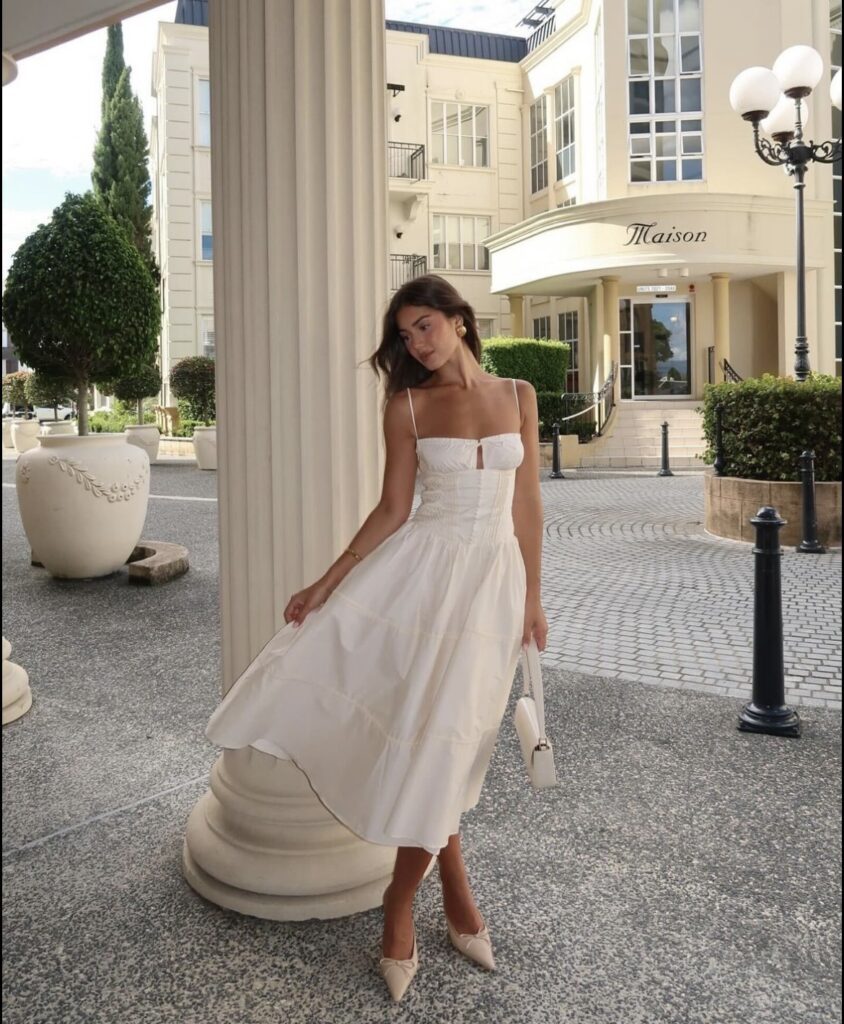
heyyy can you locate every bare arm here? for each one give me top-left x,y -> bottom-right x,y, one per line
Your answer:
511,380 -> 548,649
285,390 -> 418,625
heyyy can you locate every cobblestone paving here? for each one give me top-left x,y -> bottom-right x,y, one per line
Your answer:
536,472 -> 842,711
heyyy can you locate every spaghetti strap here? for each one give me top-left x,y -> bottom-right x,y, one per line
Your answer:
511,378 -> 520,416
407,388 -> 418,440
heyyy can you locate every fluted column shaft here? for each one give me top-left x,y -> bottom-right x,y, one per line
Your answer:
183,0 -> 397,920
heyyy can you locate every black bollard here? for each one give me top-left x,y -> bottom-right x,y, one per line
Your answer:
658,421 -> 674,477
796,450 -> 826,554
737,507 -> 801,737
713,405 -> 726,477
549,422 -> 564,479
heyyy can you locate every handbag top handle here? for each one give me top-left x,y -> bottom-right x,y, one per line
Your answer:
520,638 -> 548,746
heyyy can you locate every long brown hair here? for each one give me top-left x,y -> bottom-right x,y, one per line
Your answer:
367,274 -> 482,400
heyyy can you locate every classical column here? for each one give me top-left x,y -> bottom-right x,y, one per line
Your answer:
182,0 -> 398,920
507,293 -> 526,337
711,273 -> 731,380
601,276 -> 620,391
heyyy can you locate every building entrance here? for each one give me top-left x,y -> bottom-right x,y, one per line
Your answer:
619,298 -> 692,398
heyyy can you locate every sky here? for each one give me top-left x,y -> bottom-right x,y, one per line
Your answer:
1,0 -> 531,285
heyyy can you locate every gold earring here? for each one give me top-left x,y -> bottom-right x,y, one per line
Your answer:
457,324 -> 467,337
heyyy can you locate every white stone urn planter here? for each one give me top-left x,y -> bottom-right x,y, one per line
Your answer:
125,424 -> 161,462
193,426 -> 217,471
2,637 -> 32,725
12,420 -> 41,453
40,420 -> 77,437
2,419 -> 13,448
16,434 -> 150,579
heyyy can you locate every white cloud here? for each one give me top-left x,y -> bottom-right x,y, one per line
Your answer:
1,3 -> 177,177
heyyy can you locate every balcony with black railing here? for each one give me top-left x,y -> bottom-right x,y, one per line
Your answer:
388,142 -> 426,184
390,254 -> 427,291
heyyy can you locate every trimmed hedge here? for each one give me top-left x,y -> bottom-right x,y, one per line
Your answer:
169,356 -> 216,425
480,337 -> 570,393
700,373 -> 842,482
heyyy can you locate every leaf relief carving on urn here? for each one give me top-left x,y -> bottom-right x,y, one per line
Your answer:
47,456 -> 149,502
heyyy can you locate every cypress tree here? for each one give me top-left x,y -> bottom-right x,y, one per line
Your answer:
93,66 -> 159,284
101,24 -> 125,116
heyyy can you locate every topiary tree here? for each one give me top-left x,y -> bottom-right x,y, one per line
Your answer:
1,192 -> 160,435
100,364 -> 161,425
169,356 -> 216,426
2,370 -> 32,416
24,370 -> 77,421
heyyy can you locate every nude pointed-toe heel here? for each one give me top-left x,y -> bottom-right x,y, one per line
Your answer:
379,926 -> 419,1003
446,913 -> 496,971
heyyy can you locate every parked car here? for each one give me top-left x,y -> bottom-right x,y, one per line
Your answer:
2,401 -> 75,420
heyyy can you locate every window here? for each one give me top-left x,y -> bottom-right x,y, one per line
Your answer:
201,318 -> 216,359
199,201 -> 213,261
431,102 -> 489,167
533,316 -> 551,339
432,214 -> 491,271
476,318 -> 495,339
196,78 -> 211,147
554,76 -> 576,180
530,96 -> 549,193
559,311 -> 580,392
627,0 -> 704,182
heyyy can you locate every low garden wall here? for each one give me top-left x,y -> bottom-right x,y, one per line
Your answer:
704,471 -> 842,546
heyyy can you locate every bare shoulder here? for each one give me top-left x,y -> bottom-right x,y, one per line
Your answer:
511,379 -> 537,402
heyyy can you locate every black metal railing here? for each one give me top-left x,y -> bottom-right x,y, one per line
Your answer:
388,142 -> 426,182
721,358 -> 743,383
526,12 -> 556,52
560,362 -> 618,438
707,345 -> 716,384
390,254 -> 427,291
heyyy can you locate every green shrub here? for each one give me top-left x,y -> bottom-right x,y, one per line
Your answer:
2,370 -> 32,411
700,373 -> 842,482
89,409 -> 132,433
169,356 -> 216,425
480,337 -> 570,393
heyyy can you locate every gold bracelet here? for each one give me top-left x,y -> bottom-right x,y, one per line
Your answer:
343,546 -> 363,562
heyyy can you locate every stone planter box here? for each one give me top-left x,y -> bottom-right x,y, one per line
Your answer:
158,436 -> 196,458
704,471 -> 842,546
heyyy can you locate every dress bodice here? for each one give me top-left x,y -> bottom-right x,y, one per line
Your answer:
410,434 -> 524,544
415,432 -> 524,474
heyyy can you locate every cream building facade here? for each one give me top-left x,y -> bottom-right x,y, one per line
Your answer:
152,0 -> 841,408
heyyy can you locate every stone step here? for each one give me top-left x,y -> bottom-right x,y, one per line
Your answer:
579,455 -> 705,468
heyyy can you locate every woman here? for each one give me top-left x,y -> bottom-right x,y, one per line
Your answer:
205,274 -> 547,1002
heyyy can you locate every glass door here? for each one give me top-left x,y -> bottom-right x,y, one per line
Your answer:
631,300 -> 691,397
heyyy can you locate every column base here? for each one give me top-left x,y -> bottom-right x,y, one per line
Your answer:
182,830 -> 391,921
183,749 -> 412,921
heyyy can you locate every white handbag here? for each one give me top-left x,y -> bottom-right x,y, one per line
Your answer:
513,637 -> 558,790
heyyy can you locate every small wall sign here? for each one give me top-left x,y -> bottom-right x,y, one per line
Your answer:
637,284 -> 677,293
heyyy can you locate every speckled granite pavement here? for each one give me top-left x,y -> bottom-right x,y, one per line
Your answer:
2,463 -> 841,1024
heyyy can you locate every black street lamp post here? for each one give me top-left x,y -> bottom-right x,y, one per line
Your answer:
730,49 -> 842,382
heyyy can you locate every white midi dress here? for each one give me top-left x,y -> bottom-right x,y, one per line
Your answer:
205,378 -> 528,855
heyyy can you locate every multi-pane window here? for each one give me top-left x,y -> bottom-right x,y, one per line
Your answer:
196,79 -> 211,147
431,102 -> 489,167
432,214 -> 491,271
530,96 -> 549,193
533,316 -> 551,339
554,76 -> 576,180
627,0 -> 704,182
832,1 -> 842,375
558,310 -> 580,392
201,318 -> 215,359
199,201 -> 213,261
